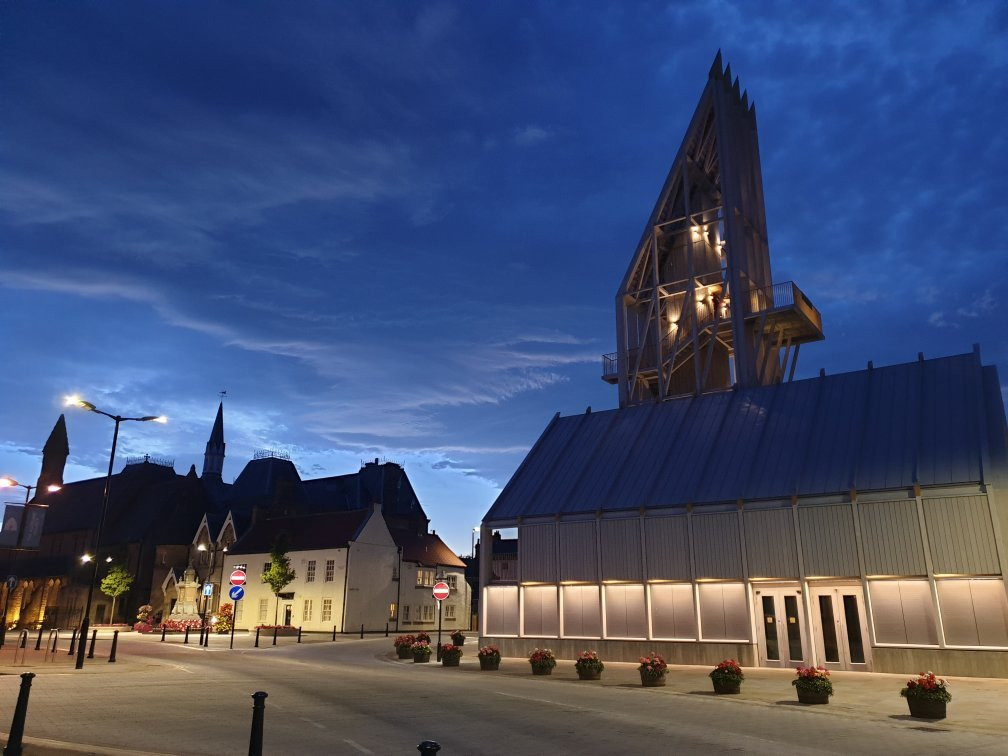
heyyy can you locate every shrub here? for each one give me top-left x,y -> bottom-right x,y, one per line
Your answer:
710,659 -> 744,683
574,650 -> 604,674
900,671 -> 951,703
638,652 -> 668,679
214,603 -> 234,634
528,648 -> 556,671
132,621 -> 153,634
792,666 -> 833,696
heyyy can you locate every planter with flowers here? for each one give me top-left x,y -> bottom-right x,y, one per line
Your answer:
529,648 -> 556,676
416,632 -> 432,644
478,646 -> 501,671
709,659 -> 744,694
412,640 -> 432,663
441,643 -> 463,667
638,652 -> 668,687
900,671 -> 950,719
450,630 -> 466,646
793,666 -> 832,704
394,635 -> 415,659
574,650 -> 604,681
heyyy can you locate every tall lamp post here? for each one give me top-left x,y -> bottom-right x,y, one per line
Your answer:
65,395 -> 166,670
196,542 -> 226,639
0,478 -> 61,647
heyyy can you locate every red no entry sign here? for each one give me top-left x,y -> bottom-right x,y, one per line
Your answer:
432,581 -> 450,601
230,569 -> 247,586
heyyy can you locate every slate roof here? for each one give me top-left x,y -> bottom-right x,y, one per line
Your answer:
229,510 -> 370,555
390,528 -> 466,568
484,350 -> 1008,522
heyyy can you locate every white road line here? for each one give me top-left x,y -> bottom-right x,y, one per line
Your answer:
170,663 -> 193,674
300,717 -> 326,730
495,691 -> 580,709
342,738 -> 373,753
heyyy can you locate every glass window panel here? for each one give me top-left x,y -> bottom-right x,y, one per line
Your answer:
562,585 -> 601,637
700,583 -> 749,641
649,583 -> 696,639
899,580 -> 939,646
604,584 -> 645,639
783,595 -> 803,661
971,579 -> 1008,647
936,579 -> 979,646
484,585 -> 519,636
818,595 -> 839,662
761,596 -> 779,660
868,581 -> 907,644
522,585 -> 558,637
842,594 -> 865,663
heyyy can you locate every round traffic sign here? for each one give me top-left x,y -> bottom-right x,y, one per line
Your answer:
432,581 -> 450,601
230,569 -> 247,586
229,585 -> 245,601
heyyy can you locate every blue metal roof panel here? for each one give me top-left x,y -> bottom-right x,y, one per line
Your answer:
693,387 -> 773,502
797,369 -> 869,495
535,410 -> 618,514
918,353 -> 982,485
856,362 -> 920,491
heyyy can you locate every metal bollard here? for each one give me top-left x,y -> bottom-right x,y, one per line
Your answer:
49,630 -> 59,654
248,691 -> 268,756
5,672 -> 36,756
18,631 -> 26,649
87,629 -> 97,659
203,627 -> 209,647
34,628 -> 42,651
68,629 -> 77,656
272,626 -> 277,646
160,625 -> 166,642
297,626 -> 302,644
417,741 -> 441,756
184,626 -> 190,644
332,625 -> 336,642
360,624 -> 364,639
254,627 -> 260,648
108,630 -> 119,663
385,622 -> 389,638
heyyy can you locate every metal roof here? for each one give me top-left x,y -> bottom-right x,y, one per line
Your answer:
483,350 -> 1007,523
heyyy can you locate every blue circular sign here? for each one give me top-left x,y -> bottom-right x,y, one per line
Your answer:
229,585 -> 245,601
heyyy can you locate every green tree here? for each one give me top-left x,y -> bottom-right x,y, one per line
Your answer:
100,564 -> 134,623
261,536 -> 296,625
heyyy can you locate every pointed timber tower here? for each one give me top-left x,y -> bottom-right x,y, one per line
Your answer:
604,53 -> 824,407
201,401 -> 225,481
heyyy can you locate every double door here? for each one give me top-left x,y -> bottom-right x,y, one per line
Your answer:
753,586 -> 807,668
808,585 -> 871,671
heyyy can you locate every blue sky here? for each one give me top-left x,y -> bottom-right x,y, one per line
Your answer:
2,1 -> 1006,555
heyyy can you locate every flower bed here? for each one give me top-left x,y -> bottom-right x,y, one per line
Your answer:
132,621 -> 154,634
158,618 -> 205,633
478,645 -> 500,671
529,648 -> 556,675
254,624 -> 299,637
574,650 -> 604,680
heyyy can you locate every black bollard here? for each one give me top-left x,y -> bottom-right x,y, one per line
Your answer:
18,632 -> 25,649
160,625 -> 166,642
360,624 -> 364,639
67,629 -> 77,656
417,741 -> 441,756
254,627 -> 260,648
248,691 -> 267,756
203,627 -> 209,647
332,625 -> 336,642
272,625 -> 277,646
297,626 -> 302,644
184,626 -> 190,645
34,629 -> 42,651
49,631 -> 58,654
385,622 -> 389,638
87,629 -> 97,659
108,630 -> 119,663
5,672 -> 36,756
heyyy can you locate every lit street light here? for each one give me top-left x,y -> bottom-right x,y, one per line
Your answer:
0,477 -> 61,648
65,395 -> 166,670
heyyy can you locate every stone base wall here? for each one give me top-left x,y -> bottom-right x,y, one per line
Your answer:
872,646 -> 1008,678
483,637 -> 756,667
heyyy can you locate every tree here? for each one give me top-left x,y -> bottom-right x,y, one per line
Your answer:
100,565 -> 134,624
261,536 -> 296,625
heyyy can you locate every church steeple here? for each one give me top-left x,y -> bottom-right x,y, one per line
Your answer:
201,401 -> 225,480
35,414 -> 69,496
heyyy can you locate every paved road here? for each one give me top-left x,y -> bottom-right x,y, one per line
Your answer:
0,632 -> 1003,754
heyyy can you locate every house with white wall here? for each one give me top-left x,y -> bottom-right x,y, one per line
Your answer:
392,528 -> 468,632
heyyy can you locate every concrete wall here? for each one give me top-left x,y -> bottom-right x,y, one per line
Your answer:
344,511 -> 399,632
872,646 -> 1008,678
482,636 -> 756,667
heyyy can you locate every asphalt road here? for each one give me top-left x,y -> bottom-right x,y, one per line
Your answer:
0,633 -> 1003,755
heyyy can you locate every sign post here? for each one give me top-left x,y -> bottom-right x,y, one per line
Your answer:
432,581 -> 450,662
229,570 -> 247,650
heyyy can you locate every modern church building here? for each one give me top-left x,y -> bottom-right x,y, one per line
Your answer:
478,54 -> 1008,678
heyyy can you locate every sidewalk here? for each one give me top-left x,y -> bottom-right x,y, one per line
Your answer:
480,655 -> 1008,736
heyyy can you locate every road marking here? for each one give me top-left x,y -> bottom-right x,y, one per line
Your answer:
170,663 -> 193,674
300,717 -> 326,730
342,738 -> 373,753
495,691 -> 580,709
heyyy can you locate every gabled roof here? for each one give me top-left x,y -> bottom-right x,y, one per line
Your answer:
390,527 -> 465,569
229,510 -> 371,555
484,350 -> 1008,522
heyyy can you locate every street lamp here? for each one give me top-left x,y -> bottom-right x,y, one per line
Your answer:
65,395 -> 166,670
0,477 -> 61,648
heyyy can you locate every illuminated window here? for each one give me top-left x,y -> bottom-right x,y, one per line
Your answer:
417,568 -> 435,587
258,599 -> 268,622
303,600 -> 313,622
306,560 -> 316,583
325,559 -> 335,582
389,603 -> 397,620
321,599 -> 332,623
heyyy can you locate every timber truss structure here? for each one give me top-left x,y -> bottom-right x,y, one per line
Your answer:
604,52 -> 824,407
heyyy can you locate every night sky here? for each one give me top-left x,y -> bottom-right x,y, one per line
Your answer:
2,2 -> 1006,554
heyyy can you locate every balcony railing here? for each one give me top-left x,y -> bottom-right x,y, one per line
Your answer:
746,281 -> 822,333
